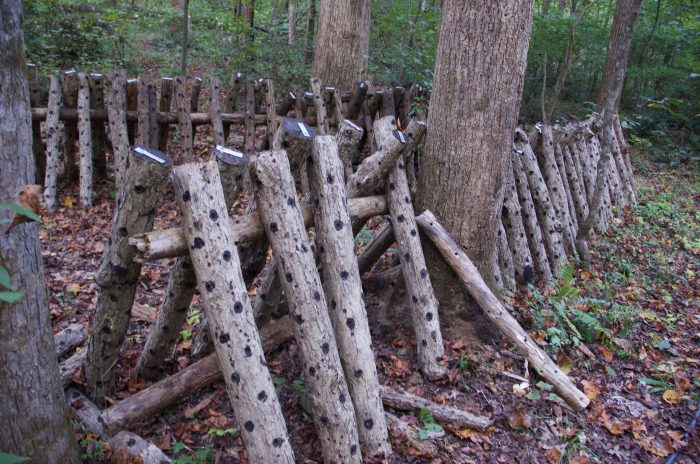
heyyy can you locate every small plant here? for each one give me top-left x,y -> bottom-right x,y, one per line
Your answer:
416,407 -> 444,440
207,427 -> 237,442
291,377 -> 311,414
171,442 -> 213,464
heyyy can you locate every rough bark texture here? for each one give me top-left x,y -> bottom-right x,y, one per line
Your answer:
496,221 -> 515,290
310,77 -> 330,135
501,167 -> 534,285
86,148 -> 171,402
308,136 -> 391,456
312,0 -> 371,90
512,145 -> 552,281
44,74 -> 63,213
175,76 -> 194,162
562,142 -> 589,224
107,70 -> 130,189
190,76 -> 203,112
130,195 -> 388,261
172,161 -> 295,463
224,72 -> 243,140
62,71 -> 80,183
387,158 -> 446,379
357,223 -> 395,275
416,211 -> 590,411
252,150 -> 362,463
336,119 -> 364,185
27,64 -> 46,184
417,0 -> 534,341
157,77 -> 174,151
0,2 -> 82,460
55,323 -> 89,358
78,73 -> 94,206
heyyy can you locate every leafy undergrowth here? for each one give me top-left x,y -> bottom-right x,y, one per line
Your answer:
40,147 -> 698,463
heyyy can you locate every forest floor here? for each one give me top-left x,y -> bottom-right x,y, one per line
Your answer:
43,139 -> 699,463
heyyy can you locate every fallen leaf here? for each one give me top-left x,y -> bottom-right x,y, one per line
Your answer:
508,409 -> 531,430
581,380 -> 600,401
662,389 -> 680,404
4,184 -> 42,234
545,446 -> 562,464
61,195 -> 76,208
637,436 -> 672,457
629,418 -> 647,439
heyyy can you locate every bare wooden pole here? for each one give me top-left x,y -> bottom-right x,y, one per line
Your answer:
190,76 -> 203,112
62,70 -> 80,183
308,136 -> 391,456
224,72 -> 244,140
310,77 -> 329,135
27,64 -> 45,184
77,73 -> 94,207
44,74 -> 63,213
172,161 -> 295,462
157,77 -> 174,151
107,70 -> 130,189
252,150 -> 362,463
175,76 -> 193,162
416,211 -> 590,411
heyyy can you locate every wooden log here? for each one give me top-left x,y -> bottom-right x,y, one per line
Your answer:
244,81 -> 256,153
66,389 -> 172,464
293,89 -> 306,119
356,223 -> 395,275
538,126 -> 576,254
380,89 -> 395,118
515,132 -> 568,276
610,128 -> 635,204
208,76 -> 226,147
190,76 -> 203,112
78,74 -> 94,207
553,142 -> 579,232
62,70 -> 80,183
157,77 -> 174,151
401,85 -> 418,130
493,246 -> 505,290
347,116 -> 405,198
108,316 -> 294,432
223,72 -> 244,140
368,90 -> 383,119
346,81 -> 368,120
387,157 -> 446,380
393,87 -> 407,129
250,258 -> 283,328
497,222 -> 515,291
123,81 -> 138,150
27,64 -> 45,184
562,143 -> 589,224
585,135 -> 611,232
605,141 -> 627,210
276,90 -> 297,117
613,115 -> 637,201
361,101 -> 378,153
379,385 -> 491,431
107,70 -> 130,189
251,150 -> 362,463
44,74 -> 63,213
332,88 -> 345,129
175,76 -> 193,162
501,167 -> 534,285
416,211 -> 590,411
274,117 -> 314,185
54,323 -> 88,358
265,79 -> 279,148
135,78 -> 151,147
85,147 -> 172,402
308,136 -> 391,456
310,77 -> 330,135
147,80 -> 159,148
335,119 -> 364,185
60,350 -> 86,387
511,145 -> 552,282
171,161 -> 295,462
129,195 -> 388,262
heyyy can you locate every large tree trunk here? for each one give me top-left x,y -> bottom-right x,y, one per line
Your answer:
578,0 -> 642,268
312,0 -> 371,90
417,0 -> 534,342
0,1 -> 82,461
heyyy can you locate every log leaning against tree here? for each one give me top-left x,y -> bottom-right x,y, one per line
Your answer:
129,195 -> 389,261
416,210 -> 590,411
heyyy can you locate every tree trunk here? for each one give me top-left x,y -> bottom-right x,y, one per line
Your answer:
172,161 -> 295,462
578,0 -> 642,269
251,150 -> 362,463
416,0 -> 534,342
181,0 -> 190,75
308,136 -> 391,456
288,0 -> 297,45
312,0 -> 371,90
0,2 -> 82,460
86,148 -> 171,402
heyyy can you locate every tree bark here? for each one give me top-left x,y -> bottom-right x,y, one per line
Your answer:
55,323 -> 89,358
312,0 -> 371,90
496,221 -> 515,291
62,70 -> 80,183
107,70 -> 130,189
0,2 -> 82,460
417,0 -> 534,341
288,0 -> 297,45
175,76 -> 194,162
224,72 -> 244,140
251,150 -> 362,463
501,167 -> 534,285
86,148 -> 171,402
172,161 -> 295,462
416,211 -> 590,411
308,136 -> 391,456
181,0 -> 190,75
44,74 -> 63,213
157,77 -> 174,151
190,76 -> 203,112
27,64 -> 46,184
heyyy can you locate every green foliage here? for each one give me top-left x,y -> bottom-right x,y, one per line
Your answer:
0,264 -> 25,304
291,376 -> 311,414
171,442 -> 213,464
416,407 -> 444,440
0,453 -> 31,464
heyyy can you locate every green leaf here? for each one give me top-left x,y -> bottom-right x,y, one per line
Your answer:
0,203 -> 42,223
0,452 -> 31,464
417,428 -> 430,440
0,290 -> 25,303
536,381 -> 553,391
526,390 -> 542,401
605,366 -> 616,377
0,265 -> 11,288
423,422 -> 443,433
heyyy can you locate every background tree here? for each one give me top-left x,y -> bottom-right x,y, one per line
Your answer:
0,1 -> 82,462
417,0 -> 535,341
312,0 -> 371,89
576,0 -> 643,266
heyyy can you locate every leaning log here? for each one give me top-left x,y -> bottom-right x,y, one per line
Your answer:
129,195 -> 388,261
356,223 -> 395,275
190,76 -> 203,112
310,77 -> 330,135
54,323 -> 88,358
157,77 -> 174,151
308,136 -> 391,456
501,167 -> 534,285
27,64 -> 45,183
106,70 -> 130,189
416,211 -> 590,411
497,222 -> 515,291
336,119 -> 364,185
175,76 -> 194,162
172,161 -> 295,462
387,157 -> 446,380
85,147 -> 171,402
62,70 -> 80,183
44,74 -> 63,213
223,72 -> 244,140
252,150 -> 362,463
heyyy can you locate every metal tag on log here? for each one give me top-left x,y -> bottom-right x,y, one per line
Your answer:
213,145 -> 248,165
392,129 -> 408,144
281,117 -> 315,139
132,145 -> 172,166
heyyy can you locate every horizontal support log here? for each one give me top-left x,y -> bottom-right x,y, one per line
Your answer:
129,195 -> 388,261
54,323 -> 88,358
